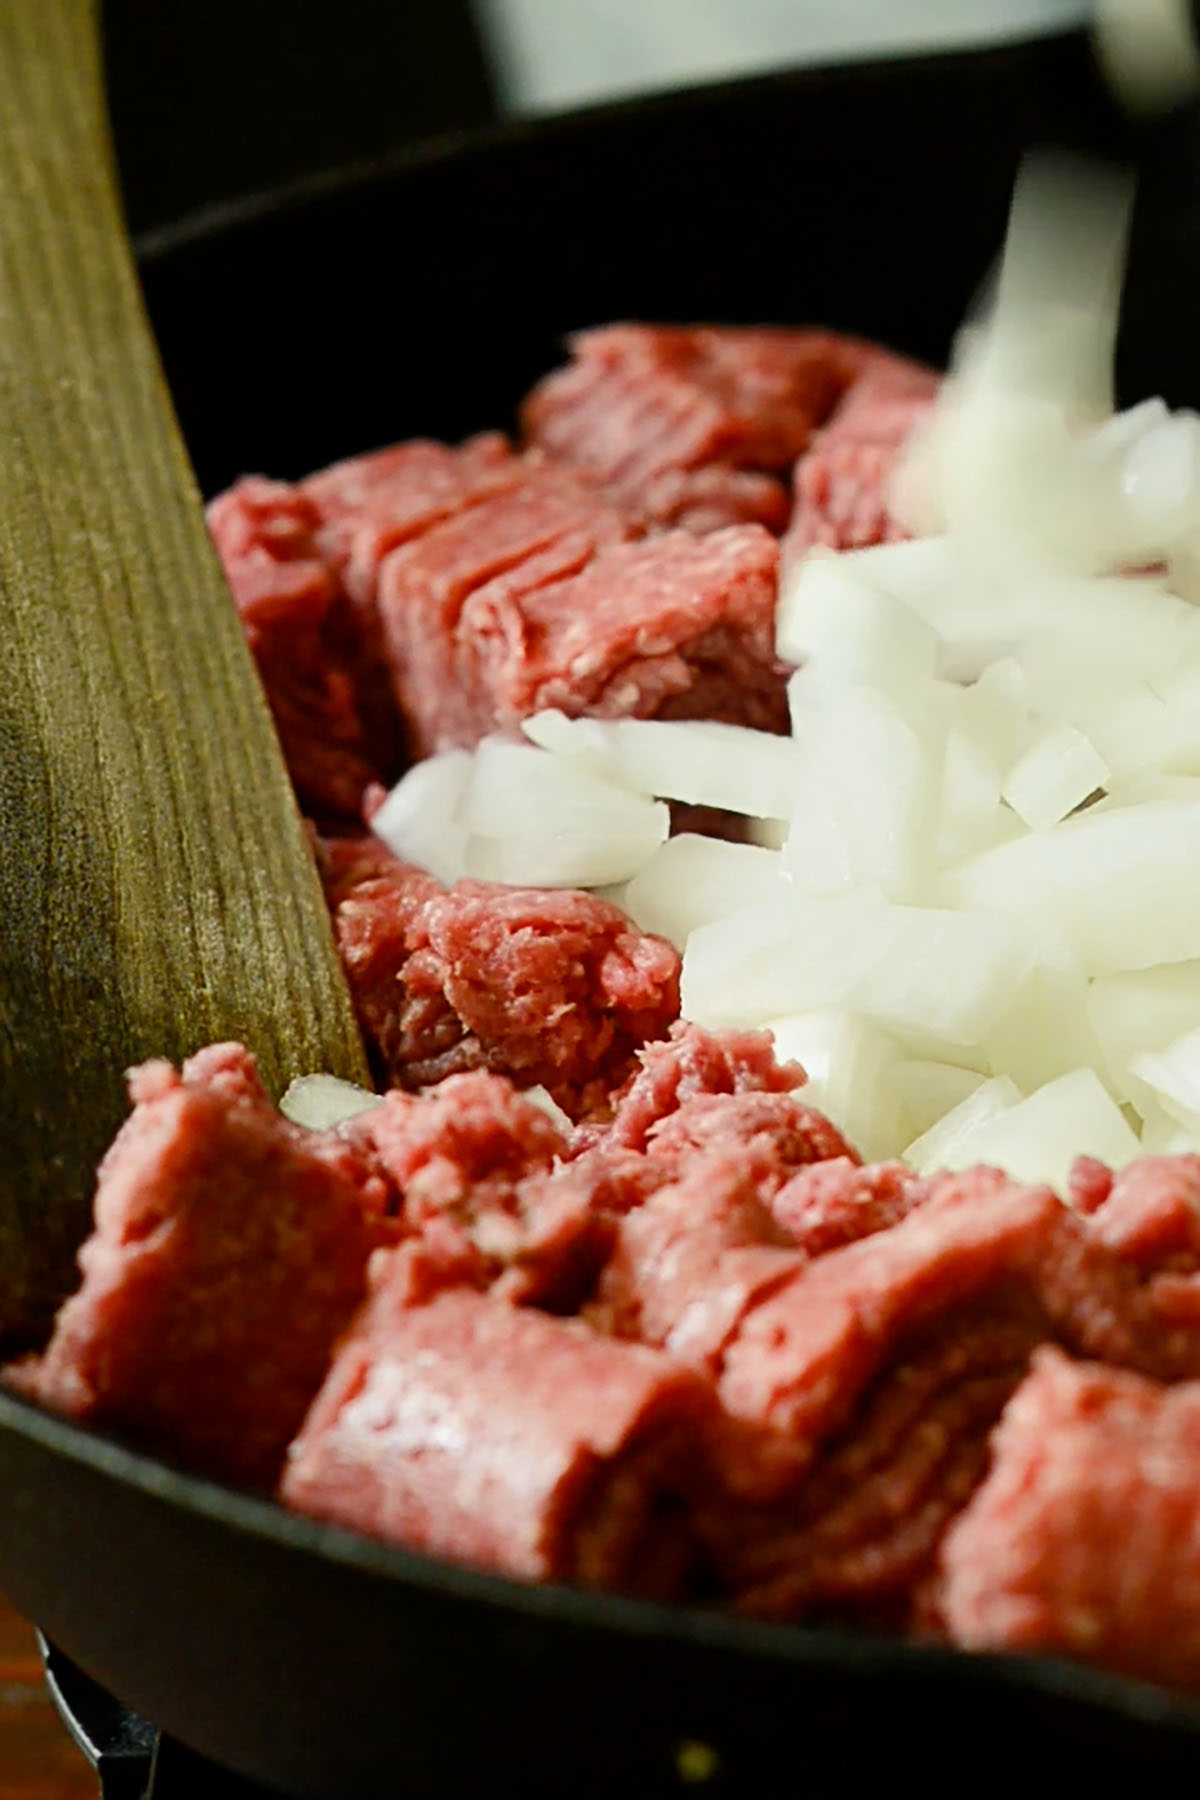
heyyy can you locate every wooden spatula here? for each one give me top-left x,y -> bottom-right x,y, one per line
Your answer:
0,0 -> 369,1343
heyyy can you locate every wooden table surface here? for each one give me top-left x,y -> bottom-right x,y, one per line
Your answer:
0,1592 -> 96,1799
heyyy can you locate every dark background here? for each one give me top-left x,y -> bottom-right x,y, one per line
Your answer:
101,0 -> 499,234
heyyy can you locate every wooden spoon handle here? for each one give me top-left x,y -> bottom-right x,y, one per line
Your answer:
0,0 -> 368,1341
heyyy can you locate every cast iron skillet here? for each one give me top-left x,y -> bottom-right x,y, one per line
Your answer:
3,30 -> 1200,1798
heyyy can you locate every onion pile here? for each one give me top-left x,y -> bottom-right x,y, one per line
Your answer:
373,158 -> 1200,1192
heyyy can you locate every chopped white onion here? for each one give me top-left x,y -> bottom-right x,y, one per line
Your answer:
951,1067 -> 1140,1190
783,679 -> 940,902
360,162 -> 1200,1195
463,739 -> 668,888
522,711 -> 796,821
946,799 -> 1200,976
682,890 -> 1030,1047
1129,1027 -> 1200,1134
520,1085 -> 574,1136
371,749 -> 473,886
622,834 -> 787,949
1000,724 -> 1109,832
1087,963 -> 1200,1101
903,1076 -> 1022,1175
775,553 -> 939,697
280,1074 -> 383,1131
897,1060 -> 988,1142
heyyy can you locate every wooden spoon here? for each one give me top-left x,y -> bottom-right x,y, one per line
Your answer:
0,0 -> 369,1343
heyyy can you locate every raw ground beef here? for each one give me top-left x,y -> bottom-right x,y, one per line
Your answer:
319,835 -> 681,1118
281,1265 -> 720,1597
24,324 -> 1200,1702
207,325 -> 936,807
936,1347 -> 1200,1693
520,324 -> 921,534
206,477 -> 382,821
784,356 -> 939,558
8,1045 -> 396,1489
21,1028 -> 1200,1691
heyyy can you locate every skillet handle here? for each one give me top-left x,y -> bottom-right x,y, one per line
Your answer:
40,1635 -> 157,1800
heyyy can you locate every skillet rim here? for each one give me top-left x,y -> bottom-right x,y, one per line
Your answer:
4,1375 -> 1200,1739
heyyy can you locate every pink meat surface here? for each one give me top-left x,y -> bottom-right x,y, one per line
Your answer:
771,1158 -> 930,1257
341,1074 -> 612,1309
206,477 -> 382,819
587,1151 -> 802,1368
301,432 -> 519,612
938,1347 -> 1200,1694
581,1022 -> 809,1155
10,1046 -> 394,1489
281,1265 -> 718,1596
521,324 -> 864,531
785,358 -> 939,557
320,836 -> 681,1117
687,1164 -> 1200,1620
382,515 -> 787,755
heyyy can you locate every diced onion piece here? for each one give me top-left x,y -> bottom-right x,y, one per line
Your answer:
521,712 -> 797,821
764,1011 -> 907,1161
1095,773 -> 1200,812
747,816 -> 789,851
954,658 -> 1032,778
520,1085 -> 573,1135
828,537 -> 956,613
1080,681 -> 1174,782
761,1009 -> 846,1086
903,1076 -> 1022,1175
1000,724 -> 1108,831
371,750 -> 472,886
955,1067 -> 1140,1190
937,725 -> 1003,864
1088,962 -> 1200,1101
682,890 -> 1031,1047
1130,1027 -> 1200,1134
946,798 -> 1200,975
982,947 -> 1108,1096
783,680 -> 939,902
1118,410 -> 1200,552
775,553 -> 938,696
897,1060 -> 989,1141
1139,1104 -> 1200,1156
1085,397 -> 1170,460
280,1074 -> 383,1131
622,834 -> 787,949
462,739 -> 668,888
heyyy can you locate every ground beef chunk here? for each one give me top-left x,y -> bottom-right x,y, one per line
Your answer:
690,1166 -> 1200,1620
718,1316 -> 1034,1622
716,1170 -> 1055,1452
320,837 -> 680,1117
521,325 -> 862,531
588,1151 -> 802,1367
937,1347 -> 1200,1694
771,1158 -> 930,1257
348,1072 -> 567,1226
371,457 -> 634,752
643,1089 -> 854,1184
8,1046 -> 394,1489
207,477 -> 381,819
1086,1154 -> 1200,1271
785,358 -> 939,558
301,433 -> 520,613
342,1074 -> 611,1308
281,1263 -> 719,1598
578,1022 -> 809,1155
383,516 -> 787,755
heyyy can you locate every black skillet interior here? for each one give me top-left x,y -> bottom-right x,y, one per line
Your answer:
4,28 -> 1200,1799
